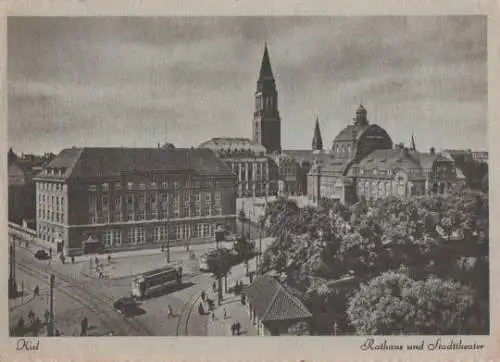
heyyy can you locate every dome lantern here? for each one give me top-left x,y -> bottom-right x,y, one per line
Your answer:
354,104 -> 368,126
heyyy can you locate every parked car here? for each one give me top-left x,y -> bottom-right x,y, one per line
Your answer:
113,297 -> 139,314
34,249 -> 50,260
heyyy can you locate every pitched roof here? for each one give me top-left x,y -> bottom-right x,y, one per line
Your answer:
312,118 -> 323,150
246,274 -> 312,322
352,148 -> 451,175
34,147 -> 235,180
333,124 -> 369,143
259,43 -> 274,80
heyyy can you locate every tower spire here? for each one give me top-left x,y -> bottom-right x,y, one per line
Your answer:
410,133 -> 416,151
312,115 -> 323,151
259,42 -> 274,80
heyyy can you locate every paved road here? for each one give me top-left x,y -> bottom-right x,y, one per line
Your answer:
10,228 -> 275,336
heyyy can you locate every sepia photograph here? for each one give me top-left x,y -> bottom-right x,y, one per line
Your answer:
5,12 -> 491,346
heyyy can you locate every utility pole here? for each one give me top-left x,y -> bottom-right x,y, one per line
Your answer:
8,243 -> 18,299
48,274 -> 55,337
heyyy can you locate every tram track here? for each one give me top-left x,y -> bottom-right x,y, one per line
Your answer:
15,261 -> 155,336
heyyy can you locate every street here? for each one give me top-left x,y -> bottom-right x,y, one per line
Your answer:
9,231 -> 275,336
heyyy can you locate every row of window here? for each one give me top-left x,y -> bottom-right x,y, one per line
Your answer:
88,206 -> 223,224
37,209 -> 65,223
357,180 -> 406,198
38,182 -> 65,192
89,192 -> 221,213
38,194 -> 65,208
37,225 -> 63,243
334,143 -> 353,157
87,179 -> 223,193
102,223 -> 217,247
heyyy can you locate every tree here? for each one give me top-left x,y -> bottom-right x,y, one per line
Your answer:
347,271 -> 476,335
16,317 -> 25,336
234,235 -> 255,276
206,248 -> 233,305
238,208 -> 247,236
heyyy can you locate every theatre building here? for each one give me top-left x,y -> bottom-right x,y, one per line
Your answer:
33,147 -> 237,256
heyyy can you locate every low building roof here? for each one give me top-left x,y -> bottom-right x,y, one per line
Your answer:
352,149 -> 450,174
282,149 -> 314,164
246,274 -> 312,322
34,147 -> 235,181
198,137 -> 267,154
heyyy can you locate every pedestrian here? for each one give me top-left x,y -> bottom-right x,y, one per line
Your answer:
95,256 -> 99,266
211,311 -> 215,321
236,321 -> 241,335
161,244 -> 164,253
49,247 -> 52,257
231,323 -> 236,336
33,285 -> 39,297
212,281 -> 216,292
224,308 -> 227,320
71,256 -> 75,264
168,305 -> 173,317
108,254 -> 111,263
201,290 -> 206,302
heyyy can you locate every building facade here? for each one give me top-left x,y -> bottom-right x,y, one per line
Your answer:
308,105 -> 457,204
198,137 -> 275,197
33,147 -> 237,256
8,148 -> 53,227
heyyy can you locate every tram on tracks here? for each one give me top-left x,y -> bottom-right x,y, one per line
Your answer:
131,264 -> 183,299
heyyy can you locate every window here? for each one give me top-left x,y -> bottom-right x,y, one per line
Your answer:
175,224 -> 182,240
127,182 -> 133,190
128,228 -> 135,244
89,213 -> 96,224
196,223 -> 203,237
103,230 -> 112,247
89,195 -> 97,209
127,195 -> 134,206
88,184 -> 97,192
173,196 -> 180,217
203,224 -> 210,236
203,205 -> 211,216
204,192 -> 211,202
113,230 -> 122,246
136,227 -> 145,244
173,180 -> 179,189
115,182 -> 121,191
102,195 -> 109,209
102,183 -> 109,192
162,181 -> 168,189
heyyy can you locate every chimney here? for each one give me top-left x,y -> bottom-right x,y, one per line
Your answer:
430,147 -> 435,155
157,143 -> 160,149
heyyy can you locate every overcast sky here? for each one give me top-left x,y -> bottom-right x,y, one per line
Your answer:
8,16 -> 487,155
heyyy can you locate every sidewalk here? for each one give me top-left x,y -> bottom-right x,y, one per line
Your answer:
206,294 -> 257,336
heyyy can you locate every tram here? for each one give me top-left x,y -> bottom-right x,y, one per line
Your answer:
131,264 -> 183,299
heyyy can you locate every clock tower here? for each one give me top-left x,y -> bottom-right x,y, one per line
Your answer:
253,43 -> 281,153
